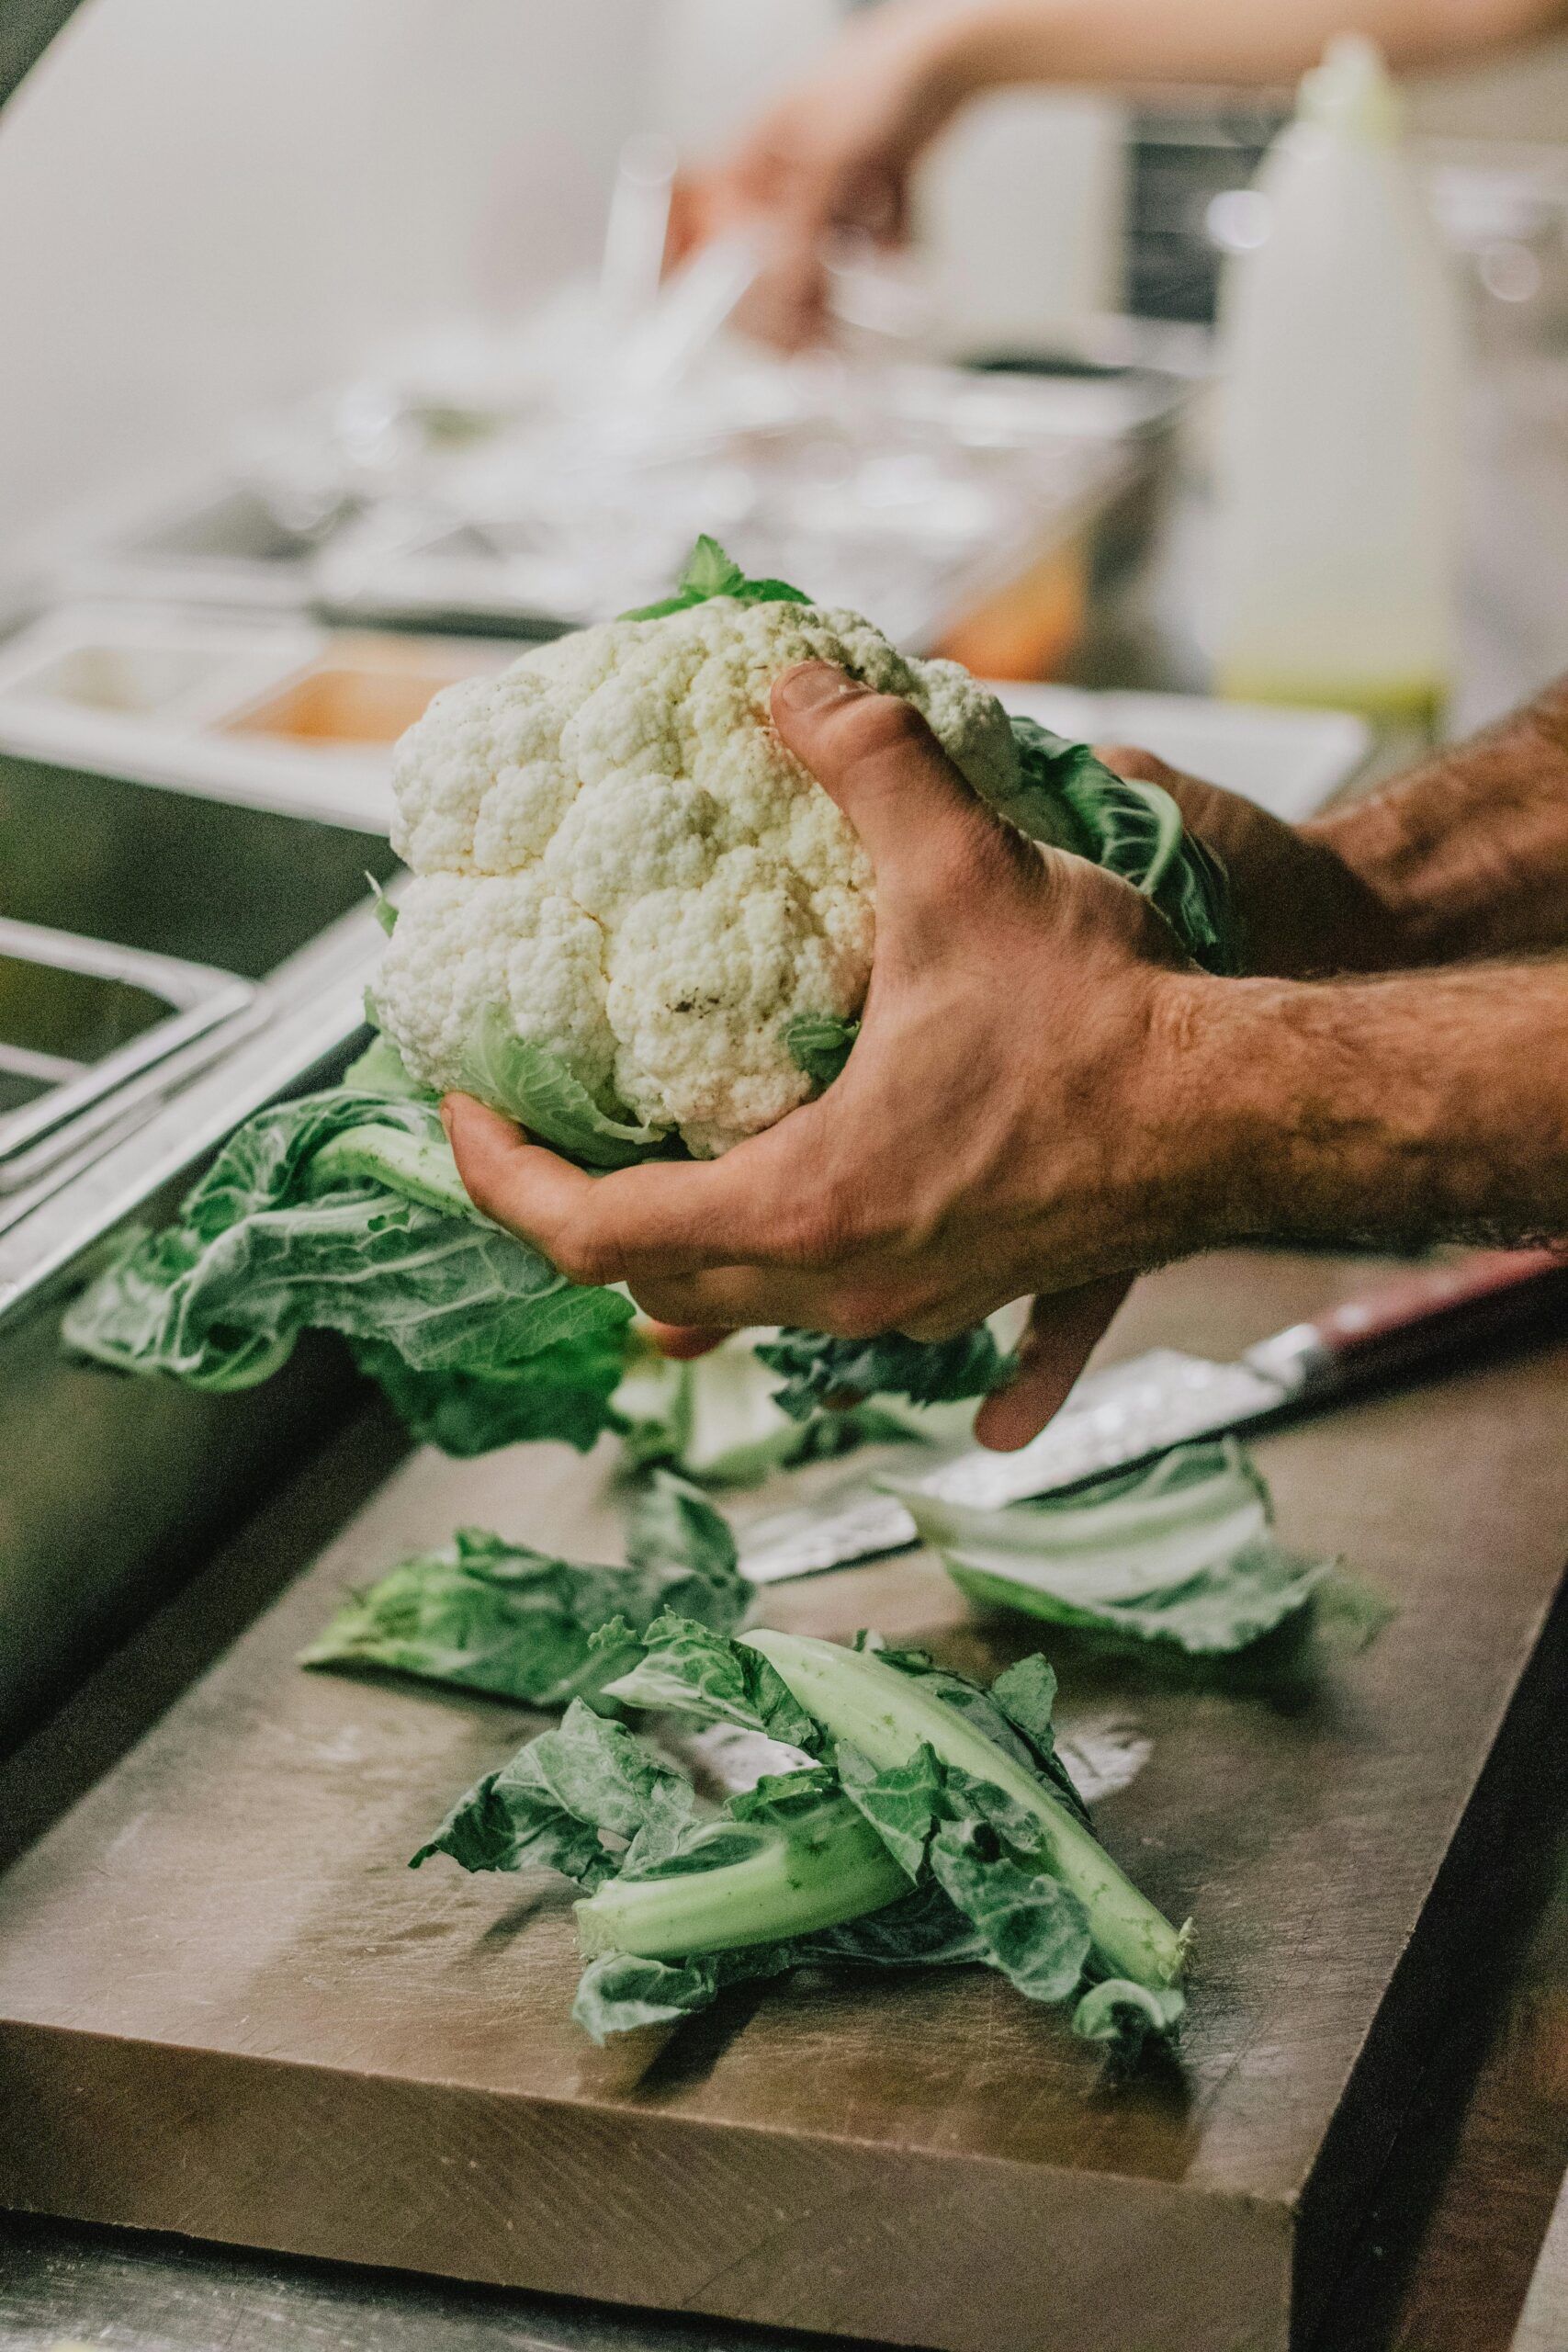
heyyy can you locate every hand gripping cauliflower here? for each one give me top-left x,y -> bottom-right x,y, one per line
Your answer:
375,547 -> 1018,1159
62,543 -> 1235,1458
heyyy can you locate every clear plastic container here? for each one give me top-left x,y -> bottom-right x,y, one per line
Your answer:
1210,38 -> 1463,725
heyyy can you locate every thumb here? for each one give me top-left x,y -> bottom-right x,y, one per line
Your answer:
772,663 -> 1010,911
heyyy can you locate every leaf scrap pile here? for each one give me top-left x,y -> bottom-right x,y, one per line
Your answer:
413,1617 -> 1188,2049
302,1472 -> 747,1708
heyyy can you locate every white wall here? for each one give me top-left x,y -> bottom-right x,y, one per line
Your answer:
646,0 -> 845,159
0,0 -> 651,547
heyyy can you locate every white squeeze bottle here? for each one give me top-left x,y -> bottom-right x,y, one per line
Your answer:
1210,36 -> 1462,724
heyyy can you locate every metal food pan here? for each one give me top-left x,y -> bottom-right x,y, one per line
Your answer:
0,895 -> 389,1752
0,914 -> 253,1198
0,730 -> 401,1747
0,607 -> 508,831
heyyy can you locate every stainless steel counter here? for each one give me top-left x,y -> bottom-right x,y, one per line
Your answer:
0,2221 -> 812,2352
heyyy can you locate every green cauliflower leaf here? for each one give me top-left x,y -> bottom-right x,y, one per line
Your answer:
897,1439 -> 1348,1657
302,1472 -> 746,1707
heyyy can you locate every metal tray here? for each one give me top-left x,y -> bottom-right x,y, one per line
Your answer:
0,736 -> 399,1747
0,913 -> 253,1199
0,606 -> 506,831
0,899 -> 383,1753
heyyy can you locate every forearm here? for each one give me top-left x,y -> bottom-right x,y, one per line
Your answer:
911,0 -> 1565,95
1170,958 -> 1568,1254
1306,679 -> 1568,963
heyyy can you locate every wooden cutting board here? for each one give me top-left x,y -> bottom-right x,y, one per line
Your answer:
2,1250 -> 1566,2352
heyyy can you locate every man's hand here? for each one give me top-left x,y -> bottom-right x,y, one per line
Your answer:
1107,665 -> 1568,976
1093,745 -> 1409,979
973,1275 -> 1134,1449
618,744 -> 1409,1440
443,668 -> 1568,1450
445,664 -> 1233,1443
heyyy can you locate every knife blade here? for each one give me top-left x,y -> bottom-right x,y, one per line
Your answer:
739,1248 -> 1568,1585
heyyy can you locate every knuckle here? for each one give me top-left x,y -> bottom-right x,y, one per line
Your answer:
954,817 -> 1038,901
821,1289 -> 901,1341
454,1165 -> 501,1223
807,1183 -> 879,1271
897,1306 -> 967,1344
773,1188 -> 856,1272
551,1222 -> 622,1288
628,1280 -> 705,1327
832,687 -> 935,764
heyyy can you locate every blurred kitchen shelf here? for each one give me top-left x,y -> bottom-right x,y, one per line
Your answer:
0,600 -> 1370,847
0,606 -> 508,831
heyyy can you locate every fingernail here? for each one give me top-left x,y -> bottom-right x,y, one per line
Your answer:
774,662 -> 855,713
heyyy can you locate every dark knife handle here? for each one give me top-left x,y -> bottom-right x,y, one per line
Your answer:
1292,1247 -> 1568,1391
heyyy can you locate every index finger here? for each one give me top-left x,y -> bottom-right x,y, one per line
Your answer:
442,1093 -> 817,1288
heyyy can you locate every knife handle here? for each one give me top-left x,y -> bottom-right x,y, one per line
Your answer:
1251,1248 -> 1568,1395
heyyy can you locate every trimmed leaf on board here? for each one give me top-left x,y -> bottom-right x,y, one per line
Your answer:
302,1473 -> 746,1706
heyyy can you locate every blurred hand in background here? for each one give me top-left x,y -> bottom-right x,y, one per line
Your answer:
667,6 -> 972,346
671,0 -> 1568,349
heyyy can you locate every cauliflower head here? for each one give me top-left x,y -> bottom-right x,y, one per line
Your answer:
376,586 -> 1017,1158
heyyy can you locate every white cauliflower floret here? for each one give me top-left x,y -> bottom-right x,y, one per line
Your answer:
376,872 -> 620,1109
378,589 -> 1016,1157
605,846 -> 872,1158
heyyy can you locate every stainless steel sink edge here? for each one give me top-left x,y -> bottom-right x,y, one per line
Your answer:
0,912 -> 257,1193
0,896 -> 389,1747
0,896 -> 383,1326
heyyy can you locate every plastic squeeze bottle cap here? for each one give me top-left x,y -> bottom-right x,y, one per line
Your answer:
1297,33 -> 1403,143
